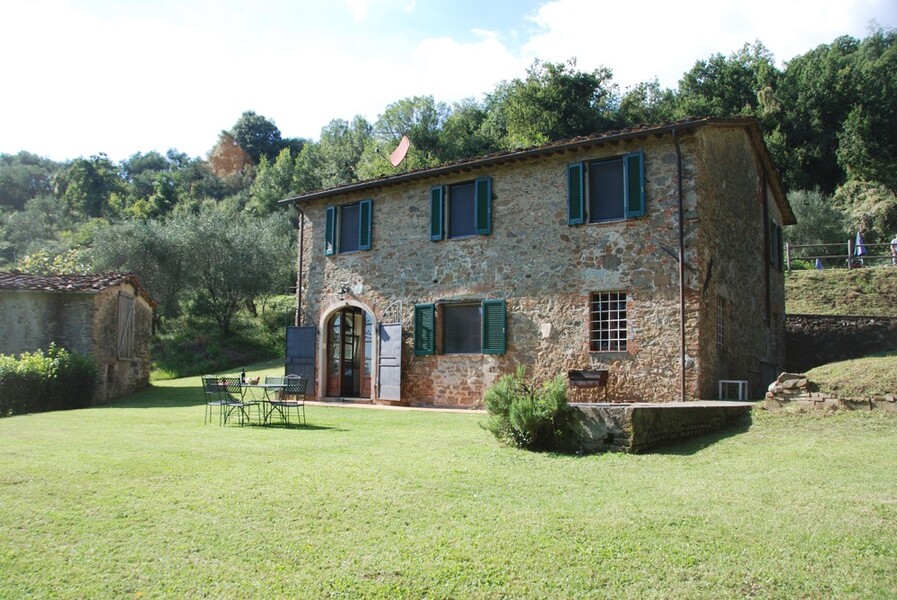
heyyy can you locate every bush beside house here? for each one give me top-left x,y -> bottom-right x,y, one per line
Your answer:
0,344 -> 98,417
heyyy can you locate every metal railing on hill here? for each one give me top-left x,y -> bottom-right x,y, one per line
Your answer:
785,240 -> 897,270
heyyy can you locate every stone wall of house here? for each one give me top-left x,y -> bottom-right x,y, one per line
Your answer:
0,285 -> 152,404
0,291 -> 94,356
90,284 -> 153,404
295,126 -> 784,407
785,314 -> 897,373
693,127 -> 786,400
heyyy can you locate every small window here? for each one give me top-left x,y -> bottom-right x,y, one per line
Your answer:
590,291 -> 627,352
568,152 -> 644,225
430,177 -> 492,241
325,199 -> 372,255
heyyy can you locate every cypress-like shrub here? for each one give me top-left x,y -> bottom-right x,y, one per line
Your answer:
0,344 -> 98,417
483,366 -> 578,452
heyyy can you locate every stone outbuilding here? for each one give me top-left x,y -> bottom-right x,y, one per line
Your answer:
280,117 -> 795,408
0,271 -> 155,403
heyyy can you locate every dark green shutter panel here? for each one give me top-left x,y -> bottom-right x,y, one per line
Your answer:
414,303 -> 435,355
430,186 -> 444,241
474,176 -> 492,235
481,299 -> 506,355
768,218 -> 777,267
324,206 -> 337,255
359,199 -> 372,251
775,223 -> 784,270
624,152 -> 645,218
567,163 -> 584,225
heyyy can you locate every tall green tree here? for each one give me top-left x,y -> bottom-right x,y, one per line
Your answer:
248,148 -> 297,214
0,152 -> 59,211
56,154 -> 122,219
229,111 -> 286,164
675,42 -> 780,120
497,59 -> 618,148
834,28 -> 897,191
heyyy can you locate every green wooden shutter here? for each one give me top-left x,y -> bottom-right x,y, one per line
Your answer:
624,152 -> 645,218
567,163 -> 584,225
430,186 -> 444,241
324,205 -> 337,255
414,303 -> 436,355
775,223 -> 784,270
481,299 -> 506,355
359,199 -> 372,251
474,176 -> 492,235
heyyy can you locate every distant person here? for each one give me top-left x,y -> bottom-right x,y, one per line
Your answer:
891,233 -> 897,266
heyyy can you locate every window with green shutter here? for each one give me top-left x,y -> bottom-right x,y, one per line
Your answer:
414,303 -> 435,355
568,152 -> 645,224
431,177 -> 492,240
416,299 -> 507,356
324,200 -> 373,255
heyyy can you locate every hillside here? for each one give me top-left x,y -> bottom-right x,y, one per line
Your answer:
785,267 -> 897,317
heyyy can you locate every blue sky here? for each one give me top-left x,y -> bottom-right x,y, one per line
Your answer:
1,0 -> 895,163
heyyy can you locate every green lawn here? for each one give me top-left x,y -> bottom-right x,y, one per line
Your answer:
1,376 -> 896,598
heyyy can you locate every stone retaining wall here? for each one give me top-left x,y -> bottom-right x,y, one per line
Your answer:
785,314 -> 897,372
571,401 -> 753,453
765,372 -> 897,412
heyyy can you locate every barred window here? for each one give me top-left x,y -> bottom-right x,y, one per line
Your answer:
590,291 -> 627,352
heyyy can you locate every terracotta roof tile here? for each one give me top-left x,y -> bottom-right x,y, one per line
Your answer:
0,271 -> 157,307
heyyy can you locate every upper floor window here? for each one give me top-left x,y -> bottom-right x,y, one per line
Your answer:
568,152 -> 645,225
590,291 -> 627,352
325,199 -> 372,255
430,177 -> 492,240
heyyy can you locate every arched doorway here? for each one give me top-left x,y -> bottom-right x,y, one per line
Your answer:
325,307 -> 373,398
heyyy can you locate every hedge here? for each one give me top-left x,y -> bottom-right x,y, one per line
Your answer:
0,344 -> 98,417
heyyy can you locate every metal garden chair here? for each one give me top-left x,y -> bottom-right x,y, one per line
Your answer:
266,374 -> 307,426
221,376 -> 261,426
202,375 -> 227,425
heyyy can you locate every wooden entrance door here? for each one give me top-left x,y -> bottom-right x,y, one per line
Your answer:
326,308 -> 372,398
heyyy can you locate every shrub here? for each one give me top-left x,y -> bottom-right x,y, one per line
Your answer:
0,344 -> 98,417
483,367 -> 578,452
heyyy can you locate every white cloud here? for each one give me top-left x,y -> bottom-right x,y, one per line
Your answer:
345,0 -> 370,23
524,0 -> 897,90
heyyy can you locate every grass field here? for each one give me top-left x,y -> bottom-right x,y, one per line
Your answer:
1,372 -> 896,598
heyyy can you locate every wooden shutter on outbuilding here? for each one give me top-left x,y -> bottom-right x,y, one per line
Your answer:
117,292 -> 135,359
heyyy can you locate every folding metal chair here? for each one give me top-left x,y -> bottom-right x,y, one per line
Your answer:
266,375 -> 307,426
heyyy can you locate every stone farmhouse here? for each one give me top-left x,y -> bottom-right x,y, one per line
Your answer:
0,272 -> 155,403
280,117 -> 795,408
